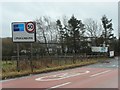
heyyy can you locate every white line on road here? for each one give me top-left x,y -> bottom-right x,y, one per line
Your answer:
46,82 -> 71,90
90,70 -> 111,77
36,71 -> 90,81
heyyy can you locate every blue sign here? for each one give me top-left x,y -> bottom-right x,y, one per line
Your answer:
13,24 -> 24,31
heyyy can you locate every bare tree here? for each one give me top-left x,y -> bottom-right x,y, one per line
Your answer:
36,16 -> 58,55
84,18 -> 103,38
84,18 -> 103,46
36,17 -> 50,55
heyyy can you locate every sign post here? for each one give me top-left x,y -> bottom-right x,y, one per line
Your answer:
12,22 -> 36,72
30,43 -> 33,72
17,43 -> 20,72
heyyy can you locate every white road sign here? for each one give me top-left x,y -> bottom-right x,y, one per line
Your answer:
91,46 -> 108,52
12,22 -> 36,42
109,51 -> 114,57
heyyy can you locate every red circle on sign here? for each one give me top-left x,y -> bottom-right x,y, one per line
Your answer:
25,22 -> 35,33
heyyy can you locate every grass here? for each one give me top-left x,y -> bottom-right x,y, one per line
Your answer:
2,57 -> 107,80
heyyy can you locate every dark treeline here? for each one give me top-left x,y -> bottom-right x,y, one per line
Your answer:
2,15 -> 120,60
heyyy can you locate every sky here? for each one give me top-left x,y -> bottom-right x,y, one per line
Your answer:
0,0 -> 118,38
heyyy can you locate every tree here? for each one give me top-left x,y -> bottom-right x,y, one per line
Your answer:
56,19 -> 65,54
56,15 -> 85,54
101,15 -> 114,46
36,16 -> 58,55
56,16 -> 70,54
36,17 -> 50,55
84,18 -> 103,38
84,18 -> 103,46
2,38 -> 15,60
68,15 -> 85,53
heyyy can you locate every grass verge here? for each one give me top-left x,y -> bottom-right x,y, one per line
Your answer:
2,59 -> 98,80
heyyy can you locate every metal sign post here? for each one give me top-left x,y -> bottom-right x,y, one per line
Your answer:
17,43 -> 20,72
30,43 -> 33,72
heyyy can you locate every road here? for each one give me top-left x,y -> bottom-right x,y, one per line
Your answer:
1,57 -> 118,90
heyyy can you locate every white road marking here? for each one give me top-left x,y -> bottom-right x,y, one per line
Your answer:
35,71 -> 90,81
47,82 -> 71,90
35,73 -> 68,81
90,70 -> 111,77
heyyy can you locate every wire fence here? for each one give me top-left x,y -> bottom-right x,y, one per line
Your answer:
2,54 -> 106,73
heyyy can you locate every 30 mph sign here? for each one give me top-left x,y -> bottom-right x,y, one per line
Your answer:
25,22 -> 35,33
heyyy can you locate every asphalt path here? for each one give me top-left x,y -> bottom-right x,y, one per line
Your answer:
1,57 -> 118,89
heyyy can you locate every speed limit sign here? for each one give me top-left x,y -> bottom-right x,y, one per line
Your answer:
25,22 -> 35,33
12,21 -> 36,42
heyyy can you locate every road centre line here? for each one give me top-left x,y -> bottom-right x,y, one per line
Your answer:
90,70 -> 111,77
46,82 -> 71,90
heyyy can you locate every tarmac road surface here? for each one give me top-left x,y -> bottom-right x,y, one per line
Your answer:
1,57 -> 118,89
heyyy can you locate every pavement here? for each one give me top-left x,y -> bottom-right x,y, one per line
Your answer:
1,57 -> 119,89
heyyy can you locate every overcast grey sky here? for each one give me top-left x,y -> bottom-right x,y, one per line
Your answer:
1,1 -> 118,38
